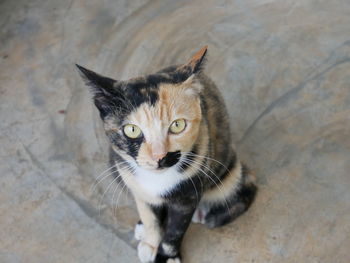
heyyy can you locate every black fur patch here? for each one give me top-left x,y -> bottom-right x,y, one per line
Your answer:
161,175 -> 202,204
158,151 -> 181,168
77,65 -> 163,120
125,137 -> 144,159
76,64 -> 116,93
156,66 -> 193,83
154,253 -> 181,263
177,147 -> 198,172
112,80 -> 159,112
149,204 -> 167,227
155,202 -> 196,261
107,131 -> 144,159
76,64 -> 124,119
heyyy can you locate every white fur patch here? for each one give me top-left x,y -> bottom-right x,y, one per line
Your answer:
133,165 -> 184,196
191,208 -> 202,224
162,243 -> 176,256
191,206 -> 208,224
167,257 -> 181,263
137,241 -> 157,263
134,223 -> 145,241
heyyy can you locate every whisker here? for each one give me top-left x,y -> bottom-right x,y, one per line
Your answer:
113,167 -> 135,216
98,165 -> 133,216
98,175 -> 120,216
181,159 -> 231,215
111,179 -> 125,217
185,157 -> 226,190
178,165 -> 200,205
188,174 -> 200,205
92,169 -> 121,197
91,160 -> 130,193
90,164 -> 117,192
114,183 -> 128,214
113,166 -> 135,215
187,152 -> 230,174
182,155 -> 230,206
181,156 -> 205,193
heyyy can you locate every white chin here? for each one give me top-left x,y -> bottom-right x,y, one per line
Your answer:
142,166 -> 168,173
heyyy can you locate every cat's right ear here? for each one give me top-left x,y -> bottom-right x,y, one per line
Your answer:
76,64 -> 116,96
76,64 -> 118,118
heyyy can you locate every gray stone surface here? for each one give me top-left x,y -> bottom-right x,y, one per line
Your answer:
1,0 -> 349,262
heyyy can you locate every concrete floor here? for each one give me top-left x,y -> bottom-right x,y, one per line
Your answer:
1,0 -> 350,262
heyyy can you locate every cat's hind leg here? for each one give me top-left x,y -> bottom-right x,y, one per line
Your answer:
198,162 -> 257,228
204,181 -> 257,228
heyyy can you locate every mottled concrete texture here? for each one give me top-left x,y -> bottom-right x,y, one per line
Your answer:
1,0 -> 350,262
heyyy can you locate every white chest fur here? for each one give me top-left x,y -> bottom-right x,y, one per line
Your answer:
134,166 -> 183,197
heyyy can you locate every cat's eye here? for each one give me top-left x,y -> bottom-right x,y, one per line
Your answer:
123,124 -> 142,139
169,119 -> 186,134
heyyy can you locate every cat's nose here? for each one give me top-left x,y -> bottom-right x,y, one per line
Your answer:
151,142 -> 166,161
158,151 -> 181,168
151,152 -> 167,162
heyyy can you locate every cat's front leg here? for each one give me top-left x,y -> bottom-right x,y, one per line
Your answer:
155,203 -> 196,263
135,198 -> 164,263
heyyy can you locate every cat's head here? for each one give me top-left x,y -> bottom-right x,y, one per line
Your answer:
76,46 -> 207,172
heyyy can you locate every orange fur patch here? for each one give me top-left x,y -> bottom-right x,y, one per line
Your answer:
188,45 -> 208,71
127,82 -> 202,169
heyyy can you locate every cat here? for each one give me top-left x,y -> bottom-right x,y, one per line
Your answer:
76,46 -> 257,263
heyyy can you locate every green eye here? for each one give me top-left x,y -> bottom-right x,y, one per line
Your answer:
123,124 -> 142,139
169,119 -> 186,134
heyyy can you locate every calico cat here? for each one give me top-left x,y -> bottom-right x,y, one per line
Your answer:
76,46 -> 257,263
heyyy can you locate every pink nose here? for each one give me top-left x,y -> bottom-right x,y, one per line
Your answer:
151,152 -> 167,162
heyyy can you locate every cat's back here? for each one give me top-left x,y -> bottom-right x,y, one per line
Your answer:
198,73 -> 233,161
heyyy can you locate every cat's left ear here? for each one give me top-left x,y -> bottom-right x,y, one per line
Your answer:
177,46 -> 208,77
179,46 -> 208,94
184,45 -> 208,75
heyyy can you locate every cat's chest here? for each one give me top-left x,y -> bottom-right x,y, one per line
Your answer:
133,167 -> 183,197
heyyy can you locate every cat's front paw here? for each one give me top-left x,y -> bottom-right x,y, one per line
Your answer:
166,257 -> 181,263
137,241 -> 157,263
154,253 -> 181,263
134,221 -> 145,241
154,242 -> 181,263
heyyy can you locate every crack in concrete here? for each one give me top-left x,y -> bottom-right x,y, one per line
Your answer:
238,56 -> 350,145
19,140 -> 137,251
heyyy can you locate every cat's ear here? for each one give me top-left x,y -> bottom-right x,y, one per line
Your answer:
178,46 -> 208,95
182,74 -> 203,96
184,45 -> 208,74
177,46 -> 208,77
76,64 -> 118,118
76,64 -> 116,96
